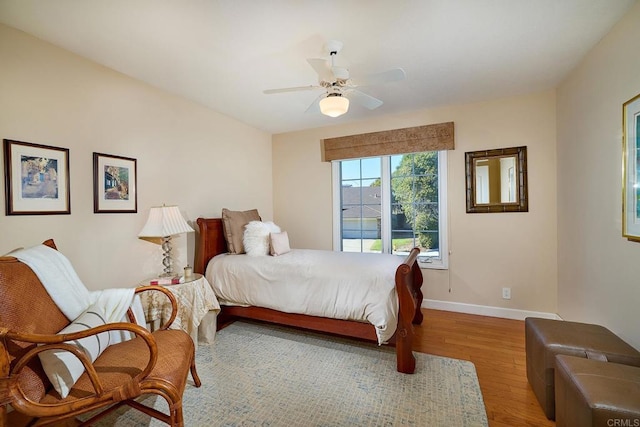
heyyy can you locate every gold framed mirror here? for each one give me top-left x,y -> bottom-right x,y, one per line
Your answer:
465,146 -> 528,213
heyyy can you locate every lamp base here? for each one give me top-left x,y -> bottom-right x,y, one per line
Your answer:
160,236 -> 174,277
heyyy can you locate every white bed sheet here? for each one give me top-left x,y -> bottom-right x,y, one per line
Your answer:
205,249 -> 404,344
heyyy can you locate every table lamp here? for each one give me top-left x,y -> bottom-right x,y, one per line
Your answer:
138,205 -> 194,277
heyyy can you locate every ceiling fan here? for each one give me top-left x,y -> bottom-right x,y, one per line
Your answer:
263,40 -> 406,117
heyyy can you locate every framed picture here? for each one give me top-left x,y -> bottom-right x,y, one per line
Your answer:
623,93 -> 640,241
3,139 -> 70,215
93,152 -> 137,213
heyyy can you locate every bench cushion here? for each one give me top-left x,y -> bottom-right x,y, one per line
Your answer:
555,355 -> 640,427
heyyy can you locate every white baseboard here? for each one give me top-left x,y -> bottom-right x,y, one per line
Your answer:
422,299 -> 561,321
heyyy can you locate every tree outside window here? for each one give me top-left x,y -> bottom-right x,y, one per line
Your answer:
390,152 -> 439,254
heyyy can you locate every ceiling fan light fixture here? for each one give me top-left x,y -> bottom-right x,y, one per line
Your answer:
319,94 -> 349,118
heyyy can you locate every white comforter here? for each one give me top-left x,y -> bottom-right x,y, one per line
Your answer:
205,249 -> 404,344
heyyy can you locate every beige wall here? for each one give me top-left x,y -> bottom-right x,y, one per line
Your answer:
0,24 -> 273,289
557,1 -> 640,349
273,91 -> 558,314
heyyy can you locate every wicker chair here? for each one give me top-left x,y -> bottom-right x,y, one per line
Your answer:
0,240 -> 201,426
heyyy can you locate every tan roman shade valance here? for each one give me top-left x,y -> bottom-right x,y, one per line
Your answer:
321,122 -> 454,162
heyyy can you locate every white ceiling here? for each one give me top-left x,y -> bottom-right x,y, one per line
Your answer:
0,0 -> 635,134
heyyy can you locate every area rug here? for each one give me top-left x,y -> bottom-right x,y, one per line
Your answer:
91,321 -> 488,426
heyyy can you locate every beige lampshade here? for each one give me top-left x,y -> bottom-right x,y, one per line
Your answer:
138,205 -> 194,243
319,95 -> 349,117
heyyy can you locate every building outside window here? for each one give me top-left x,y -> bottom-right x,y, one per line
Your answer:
332,151 -> 448,269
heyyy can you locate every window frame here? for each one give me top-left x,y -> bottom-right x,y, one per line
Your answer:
332,151 -> 448,270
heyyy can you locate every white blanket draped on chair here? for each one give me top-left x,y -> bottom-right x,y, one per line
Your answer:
13,244 -> 146,343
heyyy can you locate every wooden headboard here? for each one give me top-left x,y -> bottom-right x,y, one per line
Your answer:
194,218 -> 228,274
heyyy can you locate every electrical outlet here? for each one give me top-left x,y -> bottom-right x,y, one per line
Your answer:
502,287 -> 511,300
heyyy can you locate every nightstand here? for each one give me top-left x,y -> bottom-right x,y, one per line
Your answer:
139,273 -> 220,346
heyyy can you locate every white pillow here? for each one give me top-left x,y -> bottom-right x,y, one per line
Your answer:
270,231 -> 291,256
38,303 -> 111,398
243,221 -> 281,256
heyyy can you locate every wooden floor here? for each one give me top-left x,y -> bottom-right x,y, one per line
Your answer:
416,308 -> 554,427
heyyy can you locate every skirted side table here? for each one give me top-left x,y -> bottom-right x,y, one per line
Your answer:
139,273 -> 220,346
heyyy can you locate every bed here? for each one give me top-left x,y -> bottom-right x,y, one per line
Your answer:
194,217 -> 424,374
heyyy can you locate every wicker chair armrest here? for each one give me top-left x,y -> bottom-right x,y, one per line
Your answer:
1,322 -> 158,417
19,342 -> 104,394
134,285 -> 179,330
4,321 -> 150,345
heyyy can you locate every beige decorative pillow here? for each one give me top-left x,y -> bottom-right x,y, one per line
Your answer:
269,231 -> 291,256
221,208 -> 261,254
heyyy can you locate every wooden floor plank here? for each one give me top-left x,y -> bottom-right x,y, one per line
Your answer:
415,309 -> 554,427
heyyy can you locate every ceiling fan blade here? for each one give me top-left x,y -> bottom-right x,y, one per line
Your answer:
305,94 -> 324,114
263,85 -> 321,94
351,68 -> 406,87
307,58 -> 334,82
345,90 -> 383,110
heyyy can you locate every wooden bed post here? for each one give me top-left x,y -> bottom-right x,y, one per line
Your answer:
411,262 -> 424,325
394,248 -> 422,374
194,218 -> 227,275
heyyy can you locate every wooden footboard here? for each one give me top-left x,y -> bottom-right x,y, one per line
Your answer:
394,247 -> 424,374
195,217 -> 424,374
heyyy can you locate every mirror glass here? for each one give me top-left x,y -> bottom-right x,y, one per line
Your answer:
465,146 -> 528,213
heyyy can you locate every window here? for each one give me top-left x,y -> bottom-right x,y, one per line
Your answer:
332,151 -> 448,269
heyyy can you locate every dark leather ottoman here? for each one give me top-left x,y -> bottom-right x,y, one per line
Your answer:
525,317 -> 640,420
555,354 -> 640,427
